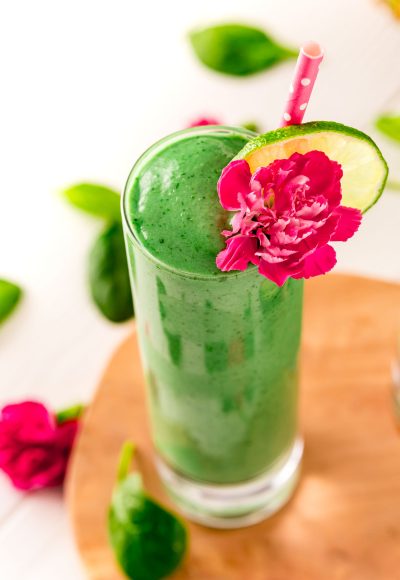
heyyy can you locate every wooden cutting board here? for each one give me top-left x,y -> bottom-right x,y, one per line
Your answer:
66,275 -> 400,580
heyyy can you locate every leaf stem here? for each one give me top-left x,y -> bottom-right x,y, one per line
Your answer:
117,441 -> 136,482
56,403 -> 85,423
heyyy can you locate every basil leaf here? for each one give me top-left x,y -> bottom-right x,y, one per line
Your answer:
0,280 -> 23,325
108,444 -> 188,580
62,183 -> 121,221
375,114 -> 400,143
189,23 -> 296,76
88,223 -> 134,323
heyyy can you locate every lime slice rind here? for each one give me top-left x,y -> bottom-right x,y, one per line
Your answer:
236,121 -> 388,213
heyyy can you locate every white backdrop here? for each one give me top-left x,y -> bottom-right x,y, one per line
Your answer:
1,0 -> 400,577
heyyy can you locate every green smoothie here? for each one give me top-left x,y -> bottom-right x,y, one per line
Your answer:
123,127 -> 303,484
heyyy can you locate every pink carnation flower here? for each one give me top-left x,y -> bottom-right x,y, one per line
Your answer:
188,117 -> 222,128
216,151 -> 362,286
0,401 -> 80,490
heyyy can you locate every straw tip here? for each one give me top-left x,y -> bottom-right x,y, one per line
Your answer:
302,41 -> 324,59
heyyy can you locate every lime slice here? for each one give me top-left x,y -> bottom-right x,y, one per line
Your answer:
236,121 -> 388,213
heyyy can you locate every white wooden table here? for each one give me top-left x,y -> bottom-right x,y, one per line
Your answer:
1,1 -> 399,578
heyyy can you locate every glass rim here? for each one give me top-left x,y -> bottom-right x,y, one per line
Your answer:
121,125 -> 258,281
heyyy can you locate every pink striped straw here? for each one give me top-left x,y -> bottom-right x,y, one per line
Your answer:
280,41 -> 324,127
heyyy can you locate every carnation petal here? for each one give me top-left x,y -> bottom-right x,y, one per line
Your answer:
296,150 -> 343,207
54,419 -> 79,450
331,206 -> 362,242
1,401 -> 54,443
216,235 -> 257,271
252,160 -> 296,213
293,244 -> 337,280
1,401 -> 50,425
258,259 -> 293,286
0,401 -> 79,491
217,160 -> 252,211
188,117 -> 222,127
230,210 -> 244,234
29,456 -> 67,489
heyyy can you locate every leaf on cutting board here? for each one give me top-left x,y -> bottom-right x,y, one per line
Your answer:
108,442 -> 188,580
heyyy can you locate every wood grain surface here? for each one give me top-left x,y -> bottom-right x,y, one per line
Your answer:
66,275 -> 400,580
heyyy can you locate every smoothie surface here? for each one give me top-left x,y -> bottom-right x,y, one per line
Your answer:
126,130 -> 249,275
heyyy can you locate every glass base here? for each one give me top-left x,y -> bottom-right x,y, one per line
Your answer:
156,438 -> 303,529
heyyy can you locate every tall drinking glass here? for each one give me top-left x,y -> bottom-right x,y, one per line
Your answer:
122,126 -> 303,528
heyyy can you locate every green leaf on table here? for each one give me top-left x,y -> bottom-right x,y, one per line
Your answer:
386,180 -> 400,192
62,183 -> 121,221
375,114 -> 400,143
108,442 -> 188,580
189,23 -> 296,76
88,222 -> 134,323
241,121 -> 261,133
0,280 -> 23,325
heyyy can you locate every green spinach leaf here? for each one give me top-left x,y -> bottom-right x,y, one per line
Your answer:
108,442 -> 188,580
0,280 -> 23,325
189,23 -> 296,76
375,114 -> 400,143
88,223 -> 134,323
62,183 -> 121,221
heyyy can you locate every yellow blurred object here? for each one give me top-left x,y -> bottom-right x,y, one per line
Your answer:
380,0 -> 400,19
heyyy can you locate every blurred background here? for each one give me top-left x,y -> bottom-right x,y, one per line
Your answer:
0,0 -> 399,578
